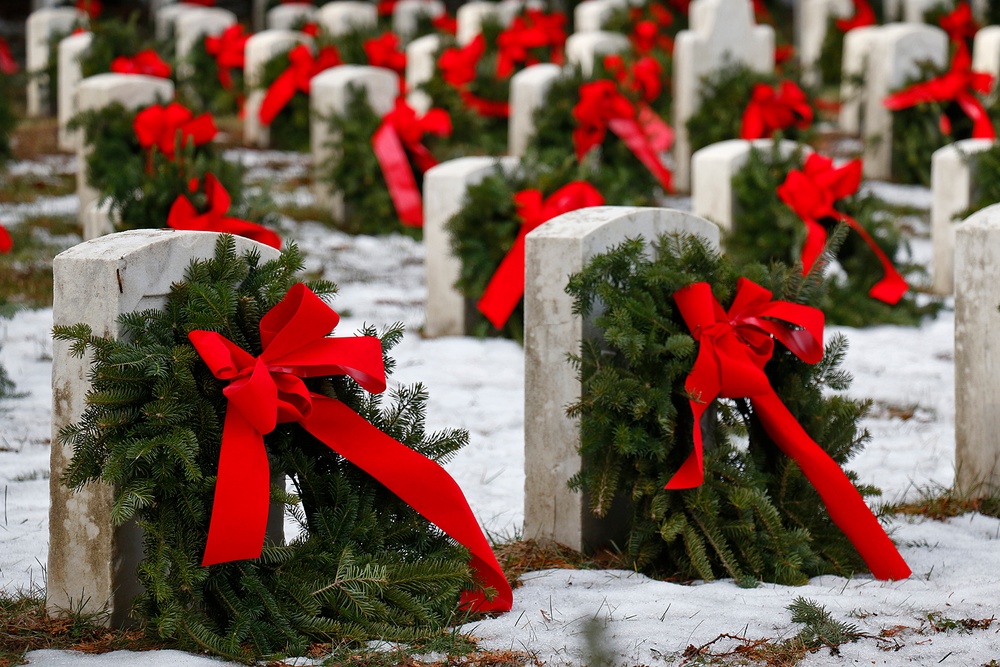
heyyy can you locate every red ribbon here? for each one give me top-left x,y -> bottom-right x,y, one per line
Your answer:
75,0 -> 102,18
632,19 -> 673,56
259,44 -> 342,126
573,80 -> 674,192
364,32 -> 407,79
134,102 -> 217,161
110,50 -> 172,79
477,182 -> 604,328
0,223 -> 11,254
372,99 -> 452,228
188,283 -> 513,612
835,0 -> 875,31
883,44 -> 995,140
167,174 -> 281,249
939,1 -> 978,44
777,154 -> 908,305
495,9 -> 566,79
205,24 -> 250,91
740,80 -> 814,140
671,278 -> 911,581
438,34 -> 510,118
0,37 -> 17,75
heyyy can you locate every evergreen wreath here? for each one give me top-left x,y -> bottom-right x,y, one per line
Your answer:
78,14 -> 156,79
816,15 -> 847,89
179,35 -> 243,116
727,143 -> 937,326
69,102 -> 248,231
257,48 -> 314,152
957,141 -> 1000,218
686,62 -> 817,155
55,237 -> 481,660
566,232 -> 885,585
0,67 -> 17,166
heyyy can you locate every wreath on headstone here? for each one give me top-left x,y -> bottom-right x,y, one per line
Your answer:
78,15 -> 170,80
55,236 -> 511,660
728,143 -> 938,326
179,24 -> 248,116
567,232 -> 910,585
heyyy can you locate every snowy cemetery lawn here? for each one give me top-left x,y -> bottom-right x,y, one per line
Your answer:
4,132 -> 1000,666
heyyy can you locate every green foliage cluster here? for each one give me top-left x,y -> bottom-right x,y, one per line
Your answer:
890,61 -> 1000,187
317,84 -> 426,238
962,142 -> 1000,218
179,38 -> 243,116
728,143 -> 938,326
786,597 -> 863,650
258,50 -> 311,152
816,15 -> 847,89
55,238 -> 478,661
686,62 -> 810,154
78,15 -> 153,79
0,69 -> 17,166
69,102 -> 247,231
566,233 -> 882,584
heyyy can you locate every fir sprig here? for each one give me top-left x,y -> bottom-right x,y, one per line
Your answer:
55,237 -> 476,659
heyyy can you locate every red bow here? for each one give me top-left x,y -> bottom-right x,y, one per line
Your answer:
259,44 -> 342,125
632,19 -> 673,55
134,102 -> 217,161
376,0 -> 399,15
573,80 -> 674,192
740,80 -> 814,140
603,54 -> 665,104
364,32 -> 407,79
205,24 -> 250,91
110,50 -> 172,78
883,44 -> 995,140
478,182 -> 604,328
939,1 -> 978,44
372,99 -> 452,228
0,37 -> 17,75
0,223 -> 11,254
438,35 -> 509,118
495,10 -> 566,79
167,174 -> 281,249
672,279 -> 911,581
188,283 -> 513,612
835,0 -> 875,31
76,0 -> 102,18
777,154 -> 907,304
432,12 -> 457,35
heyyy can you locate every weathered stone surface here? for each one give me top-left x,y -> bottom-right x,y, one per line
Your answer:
49,230 -> 280,627
423,156 -> 521,338
523,207 -> 720,551
26,7 -> 85,117
508,63 -> 561,157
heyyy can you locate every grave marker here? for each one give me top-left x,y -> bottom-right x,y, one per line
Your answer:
243,30 -> 313,147
405,34 -> 442,114
795,0 -> 851,87
523,207 -> 720,551
573,0 -> 627,33
564,30 -> 630,78
175,7 -> 237,83
393,0 -> 446,42
26,7 -> 85,117
508,63 -> 561,157
316,1 -> 378,37
972,26 -> 1000,93
57,30 -> 93,151
49,230 -> 280,626
267,3 -> 318,30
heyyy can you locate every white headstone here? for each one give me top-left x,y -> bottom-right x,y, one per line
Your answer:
75,74 -> 176,223
838,25 -> 880,135
154,2 -> 202,43
795,0 -> 852,87
564,30 -> 630,78
310,65 -> 399,218
266,3 -> 319,30
243,30 -> 314,147
508,63 -> 561,157
573,0 -> 628,33
930,138 -> 994,295
253,0 -> 269,31
672,0 -> 775,192
49,229 -> 280,626
175,7 -> 237,82
954,203 -> 1000,496
404,33 -> 442,115
902,0 -> 950,22
523,207 -> 721,551
393,0 -> 446,42
57,30 -> 93,152
27,7 -> 86,117
82,198 -> 118,240
856,24 -> 949,179
422,156 -> 521,338
972,26 -> 1000,97
691,138 -> 809,232
316,1 -> 378,37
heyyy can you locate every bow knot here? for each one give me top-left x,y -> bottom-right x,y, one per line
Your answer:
364,32 -> 407,77
205,24 -> 250,90
259,44 -> 342,125
740,80 -> 814,140
495,9 -> 566,78
134,102 -> 217,161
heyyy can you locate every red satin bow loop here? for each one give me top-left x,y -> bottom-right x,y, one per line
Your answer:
939,1 -> 978,45
573,80 -> 674,192
740,81 -> 814,140
671,279 -> 911,581
259,44 -> 342,125
110,50 -> 172,78
372,99 -> 452,228
364,32 -> 407,78
438,35 -> 510,118
883,44 -> 995,141
776,154 -> 908,305
477,182 -> 605,328
205,24 -> 249,90
835,0 -> 875,31
0,36 -> 18,75
495,10 -> 566,78
134,102 -> 217,160
189,283 -> 514,612
167,174 -> 282,248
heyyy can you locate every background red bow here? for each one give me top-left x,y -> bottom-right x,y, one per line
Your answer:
259,44 -> 342,125
133,102 -> 217,161
110,50 -> 172,78
205,24 -> 250,90
167,174 -> 281,248
740,80 -> 813,140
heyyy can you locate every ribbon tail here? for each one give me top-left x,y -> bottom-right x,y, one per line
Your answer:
372,123 -> 424,227
752,391 -> 911,580
202,410 -> 272,566
477,233 -> 528,329
302,395 -> 513,612
608,117 -> 674,193
956,92 -> 997,140
259,71 -> 297,126
838,214 -> 908,305
800,218 -> 828,275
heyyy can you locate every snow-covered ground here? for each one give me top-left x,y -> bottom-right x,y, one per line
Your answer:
2,152 -> 998,666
